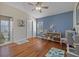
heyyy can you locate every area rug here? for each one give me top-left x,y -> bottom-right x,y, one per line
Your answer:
45,48 -> 65,57
16,40 -> 29,45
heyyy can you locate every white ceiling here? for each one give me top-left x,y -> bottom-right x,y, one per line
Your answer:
2,2 -> 74,18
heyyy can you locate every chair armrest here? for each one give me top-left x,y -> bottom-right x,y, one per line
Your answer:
73,43 -> 79,48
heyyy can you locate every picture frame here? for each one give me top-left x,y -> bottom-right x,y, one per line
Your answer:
18,19 -> 25,27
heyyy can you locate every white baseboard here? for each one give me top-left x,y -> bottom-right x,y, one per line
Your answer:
14,39 -> 29,45
0,41 -> 13,46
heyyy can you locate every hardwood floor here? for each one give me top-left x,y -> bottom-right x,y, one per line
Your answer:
0,38 -> 66,57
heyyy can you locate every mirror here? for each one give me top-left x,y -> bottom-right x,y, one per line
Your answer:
76,3 -> 79,25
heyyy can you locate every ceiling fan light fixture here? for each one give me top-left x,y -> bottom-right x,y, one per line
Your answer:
35,6 -> 42,11
28,2 -> 48,13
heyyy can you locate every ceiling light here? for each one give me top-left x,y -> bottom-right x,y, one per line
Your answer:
28,2 -> 48,13
35,6 -> 41,11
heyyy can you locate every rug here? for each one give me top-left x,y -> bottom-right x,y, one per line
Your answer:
16,40 -> 29,45
45,48 -> 65,57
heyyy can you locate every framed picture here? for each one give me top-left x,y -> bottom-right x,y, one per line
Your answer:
18,19 -> 25,27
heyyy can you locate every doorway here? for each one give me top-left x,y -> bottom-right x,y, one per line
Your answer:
0,15 -> 12,45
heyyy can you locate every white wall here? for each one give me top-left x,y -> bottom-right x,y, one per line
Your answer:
33,18 -> 36,37
26,17 -> 33,39
26,16 -> 36,39
0,3 -> 36,43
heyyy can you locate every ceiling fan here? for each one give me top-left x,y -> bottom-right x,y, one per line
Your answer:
28,2 -> 48,13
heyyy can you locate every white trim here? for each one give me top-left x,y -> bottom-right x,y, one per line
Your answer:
0,41 -> 13,46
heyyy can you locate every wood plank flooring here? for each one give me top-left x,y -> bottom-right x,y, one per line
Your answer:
0,37 -> 66,57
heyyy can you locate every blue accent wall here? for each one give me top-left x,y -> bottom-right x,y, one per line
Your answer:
36,11 -> 73,38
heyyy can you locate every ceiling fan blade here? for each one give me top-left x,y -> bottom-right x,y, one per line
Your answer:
36,2 -> 42,6
42,6 -> 48,9
39,10 -> 42,13
27,3 -> 34,6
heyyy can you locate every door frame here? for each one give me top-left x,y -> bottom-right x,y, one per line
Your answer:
0,16 -> 13,45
